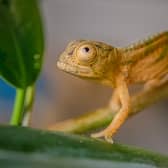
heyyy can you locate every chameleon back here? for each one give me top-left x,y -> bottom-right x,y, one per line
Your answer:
122,32 -> 168,84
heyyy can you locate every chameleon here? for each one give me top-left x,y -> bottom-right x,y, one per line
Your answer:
57,31 -> 168,142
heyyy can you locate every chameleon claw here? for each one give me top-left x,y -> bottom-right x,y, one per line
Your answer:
104,134 -> 114,144
91,131 -> 114,144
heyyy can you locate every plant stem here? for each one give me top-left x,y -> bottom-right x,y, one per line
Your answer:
22,85 -> 35,126
10,88 -> 26,126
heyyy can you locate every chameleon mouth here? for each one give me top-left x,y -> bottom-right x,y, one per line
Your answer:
57,61 -> 99,79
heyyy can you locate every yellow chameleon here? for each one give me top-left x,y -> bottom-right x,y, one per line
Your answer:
56,31 -> 168,142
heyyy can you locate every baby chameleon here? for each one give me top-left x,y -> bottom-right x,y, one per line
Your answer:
57,31 -> 168,142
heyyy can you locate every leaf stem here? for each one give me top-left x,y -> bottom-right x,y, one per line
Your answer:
22,85 -> 35,126
10,88 -> 26,126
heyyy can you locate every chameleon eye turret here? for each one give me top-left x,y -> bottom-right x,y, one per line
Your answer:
76,44 -> 97,64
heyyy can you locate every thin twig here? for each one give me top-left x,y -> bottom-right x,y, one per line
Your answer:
48,81 -> 168,134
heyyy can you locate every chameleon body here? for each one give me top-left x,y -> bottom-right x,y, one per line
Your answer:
57,31 -> 168,142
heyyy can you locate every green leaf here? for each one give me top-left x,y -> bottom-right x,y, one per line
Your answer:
0,0 -> 44,88
0,126 -> 167,167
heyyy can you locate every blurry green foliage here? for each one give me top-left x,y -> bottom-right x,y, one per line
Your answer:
0,0 -> 44,88
0,126 -> 167,168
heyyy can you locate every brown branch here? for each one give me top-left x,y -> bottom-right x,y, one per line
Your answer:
48,81 -> 168,134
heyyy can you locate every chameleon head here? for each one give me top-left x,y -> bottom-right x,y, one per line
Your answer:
57,40 -> 121,86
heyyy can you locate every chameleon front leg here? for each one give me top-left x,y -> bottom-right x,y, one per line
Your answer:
109,89 -> 121,113
91,75 -> 130,143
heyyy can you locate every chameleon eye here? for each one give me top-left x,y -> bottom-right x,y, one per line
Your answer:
77,44 -> 96,63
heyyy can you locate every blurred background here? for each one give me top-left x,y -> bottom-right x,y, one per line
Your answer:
0,0 -> 168,154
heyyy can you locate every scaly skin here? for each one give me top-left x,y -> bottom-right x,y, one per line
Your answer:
57,31 -> 168,142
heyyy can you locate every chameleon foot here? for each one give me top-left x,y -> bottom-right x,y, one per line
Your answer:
91,130 -> 114,144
